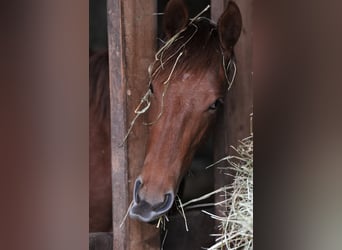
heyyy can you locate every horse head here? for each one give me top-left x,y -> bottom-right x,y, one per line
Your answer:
129,0 -> 242,222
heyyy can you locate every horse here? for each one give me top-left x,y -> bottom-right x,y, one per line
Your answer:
89,0 -> 242,229
89,50 -> 112,232
129,0 -> 242,222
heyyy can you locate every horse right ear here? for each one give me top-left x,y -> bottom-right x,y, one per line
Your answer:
163,0 -> 189,39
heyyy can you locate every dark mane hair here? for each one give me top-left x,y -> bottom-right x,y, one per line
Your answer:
151,18 -> 223,83
89,50 -> 110,121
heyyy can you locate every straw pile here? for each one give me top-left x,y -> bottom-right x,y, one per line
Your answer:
205,135 -> 253,250
177,134 -> 253,249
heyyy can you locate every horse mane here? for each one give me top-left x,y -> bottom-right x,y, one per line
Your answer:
89,50 -> 110,122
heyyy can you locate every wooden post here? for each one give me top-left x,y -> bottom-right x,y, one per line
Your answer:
210,0 -> 227,23
107,0 -> 160,249
212,0 -> 253,206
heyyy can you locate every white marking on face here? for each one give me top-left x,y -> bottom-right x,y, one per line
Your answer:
182,72 -> 191,82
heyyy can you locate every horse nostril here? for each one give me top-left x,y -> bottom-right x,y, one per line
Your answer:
133,178 -> 143,204
153,192 -> 174,212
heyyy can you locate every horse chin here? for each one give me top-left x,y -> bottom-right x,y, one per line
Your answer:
129,204 -> 163,223
129,197 -> 174,223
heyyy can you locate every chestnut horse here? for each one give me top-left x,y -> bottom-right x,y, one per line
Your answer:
89,0 -> 242,230
129,0 -> 242,222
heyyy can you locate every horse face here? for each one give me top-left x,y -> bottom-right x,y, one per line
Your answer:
129,0 -> 242,222
130,70 -> 225,222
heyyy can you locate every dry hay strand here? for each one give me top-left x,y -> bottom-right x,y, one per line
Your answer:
119,200 -> 134,228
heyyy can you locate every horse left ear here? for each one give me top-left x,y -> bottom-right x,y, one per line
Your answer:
163,0 -> 189,39
217,1 -> 242,52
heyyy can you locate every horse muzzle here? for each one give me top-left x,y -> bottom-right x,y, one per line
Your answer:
129,177 -> 175,222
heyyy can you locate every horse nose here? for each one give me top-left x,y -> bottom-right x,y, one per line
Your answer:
129,178 -> 174,222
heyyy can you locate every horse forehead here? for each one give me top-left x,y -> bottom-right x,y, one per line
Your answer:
165,75 -> 220,108
176,70 -> 221,93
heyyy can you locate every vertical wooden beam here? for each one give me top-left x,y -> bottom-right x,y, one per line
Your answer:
123,0 -> 160,249
212,0 -> 253,204
107,0 -> 128,249
107,0 -> 160,249
210,0 -> 227,23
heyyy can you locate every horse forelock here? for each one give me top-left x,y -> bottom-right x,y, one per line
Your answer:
151,18 -> 223,84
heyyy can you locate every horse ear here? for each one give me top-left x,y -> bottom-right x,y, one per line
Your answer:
163,0 -> 189,38
217,1 -> 242,52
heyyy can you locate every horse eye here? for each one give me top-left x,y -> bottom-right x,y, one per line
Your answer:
209,98 -> 223,111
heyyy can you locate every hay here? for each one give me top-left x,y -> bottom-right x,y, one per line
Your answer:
156,215 -> 169,231
205,135 -> 253,250
119,89 -> 152,147
160,229 -> 168,250
119,200 -> 134,228
177,134 -> 253,249
223,57 -> 237,91
175,195 -> 189,232
144,51 -> 184,125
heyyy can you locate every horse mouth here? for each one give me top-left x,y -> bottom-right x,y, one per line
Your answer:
129,193 -> 174,223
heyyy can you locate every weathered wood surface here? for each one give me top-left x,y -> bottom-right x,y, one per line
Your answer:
210,0 -> 227,23
123,0 -> 160,249
107,0 -> 128,248
107,0 -> 160,249
212,0 -> 253,204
